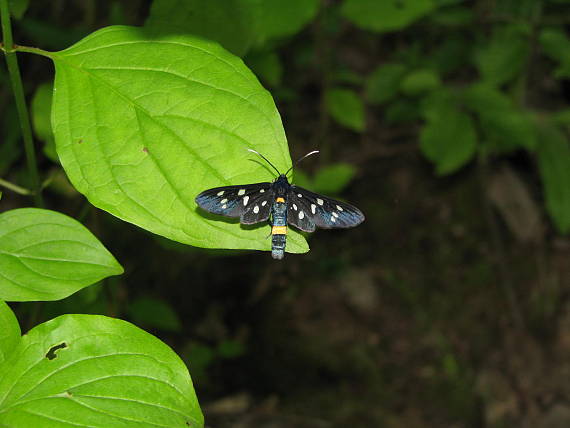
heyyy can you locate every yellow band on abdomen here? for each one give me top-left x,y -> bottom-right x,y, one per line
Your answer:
276,197 -> 285,203
272,225 -> 287,235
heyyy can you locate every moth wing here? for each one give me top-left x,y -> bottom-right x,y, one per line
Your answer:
287,191 -> 316,232
240,188 -> 275,225
195,182 -> 272,219
290,186 -> 365,229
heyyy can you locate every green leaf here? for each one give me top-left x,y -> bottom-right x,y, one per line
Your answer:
0,314 -> 203,427
216,340 -> 246,359
31,82 -> 58,162
475,27 -> 529,86
256,0 -> 320,44
384,99 -> 421,124
145,0 -> 259,57
537,124 -> 570,234
8,0 -> 29,19
341,0 -> 436,33
0,300 -> 20,365
365,63 -> 407,104
429,5 -> 473,26
146,0 -> 319,56
128,296 -> 182,332
50,26 -> 308,255
0,208 -> 123,302
325,88 -> 366,132
539,27 -> 570,78
464,84 -> 537,151
313,163 -> 357,194
245,51 -> 283,87
400,69 -> 441,96
420,103 -> 477,175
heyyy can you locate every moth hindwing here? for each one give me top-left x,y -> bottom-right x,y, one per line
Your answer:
287,186 -> 365,232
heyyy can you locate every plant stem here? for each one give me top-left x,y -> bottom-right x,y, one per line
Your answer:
0,0 -> 43,207
0,177 -> 31,195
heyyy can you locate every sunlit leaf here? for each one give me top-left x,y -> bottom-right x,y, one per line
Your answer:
0,208 -> 123,302
0,314 -> 203,427
537,123 -> 570,234
325,88 -> 365,132
341,0 -> 436,33
50,26 -> 308,255
0,300 -> 20,364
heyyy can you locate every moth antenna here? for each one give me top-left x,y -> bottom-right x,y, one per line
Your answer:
247,148 -> 281,176
285,150 -> 319,176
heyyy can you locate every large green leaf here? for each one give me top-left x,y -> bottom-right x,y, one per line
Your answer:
146,0 -> 319,56
0,208 -> 123,302
0,301 -> 20,365
49,26 -> 308,255
341,0 -> 436,33
0,314 -> 203,427
537,124 -> 570,234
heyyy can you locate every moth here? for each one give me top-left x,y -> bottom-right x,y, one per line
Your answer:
195,149 -> 365,259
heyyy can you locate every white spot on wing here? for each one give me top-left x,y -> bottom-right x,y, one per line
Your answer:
238,189 -> 246,196
220,198 -> 228,204
243,195 -> 249,206
330,215 -> 336,223
311,204 -> 316,214
260,189 -> 265,193
298,193 -> 302,198
217,191 -> 224,196
222,204 -> 227,209
299,211 -> 304,219
337,205 -> 343,211
332,212 -> 339,218
262,200 -> 268,206
253,205 -> 259,214
317,198 -> 324,206
293,203 -> 298,211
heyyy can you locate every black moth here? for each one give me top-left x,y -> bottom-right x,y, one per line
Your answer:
195,149 -> 365,259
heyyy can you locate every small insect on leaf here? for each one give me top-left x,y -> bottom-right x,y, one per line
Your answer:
196,150 -> 364,259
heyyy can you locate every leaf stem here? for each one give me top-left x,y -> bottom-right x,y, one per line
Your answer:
0,0 -> 43,207
0,177 -> 31,195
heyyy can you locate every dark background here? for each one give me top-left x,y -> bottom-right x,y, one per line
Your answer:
2,1 -> 570,427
